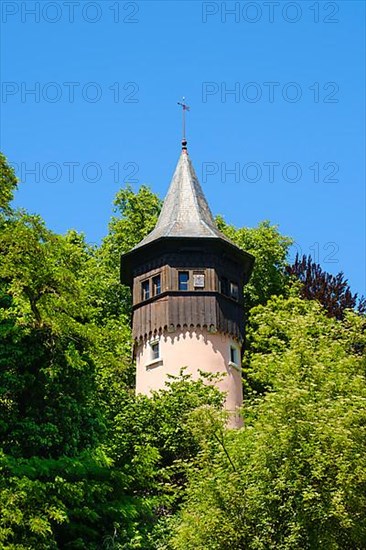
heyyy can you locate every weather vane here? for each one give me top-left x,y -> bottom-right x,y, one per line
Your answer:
177,97 -> 190,144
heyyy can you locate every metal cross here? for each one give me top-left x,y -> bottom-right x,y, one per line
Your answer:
177,97 -> 190,141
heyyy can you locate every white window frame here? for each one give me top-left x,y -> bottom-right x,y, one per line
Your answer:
145,338 -> 162,369
152,274 -> 161,296
178,271 -> 189,291
229,345 -> 241,370
141,279 -> 150,301
151,340 -> 160,360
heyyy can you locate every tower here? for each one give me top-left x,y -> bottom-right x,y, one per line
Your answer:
120,138 -> 254,427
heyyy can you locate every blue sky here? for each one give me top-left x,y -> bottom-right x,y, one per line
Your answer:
1,0 -> 365,295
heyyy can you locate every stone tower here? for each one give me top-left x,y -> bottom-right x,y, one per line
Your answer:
120,139 -> 254,426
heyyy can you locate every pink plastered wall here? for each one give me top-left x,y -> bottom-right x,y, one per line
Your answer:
135,328 -> 243,427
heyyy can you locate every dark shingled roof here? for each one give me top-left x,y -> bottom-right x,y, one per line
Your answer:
132,151 -> 234,250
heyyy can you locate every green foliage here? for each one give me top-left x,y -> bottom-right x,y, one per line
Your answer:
112,370 -> 224,468
89,184 -> 163,401
0,153 -> 18,216
0,450 -> 153,550
0,214 -> 103,458
216,216 -> 293,311
1,152 -> 364,550
0,375 -> 224,550
0,157 -> 226,548
0,215 -> 91,331
166,297 -> 366,549
109,371 -> 225,547
101,185 -> 162,270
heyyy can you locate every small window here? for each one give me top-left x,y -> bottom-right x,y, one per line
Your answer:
230,282 -> 239,301
153,275 -> 161,296
230,345 -> 239,365
221,277 -> 229,296
178,271 -> 189,291
141,280 -> 150,301
151,341 -> 159,361
193,271 -> 205,289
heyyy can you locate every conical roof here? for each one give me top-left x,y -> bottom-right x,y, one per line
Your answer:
133,150 -> 233,250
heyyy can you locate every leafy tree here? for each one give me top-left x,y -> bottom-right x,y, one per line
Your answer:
112,370 -> 224,468
166,297 -> 366,549
0,152 -> 17,216
101,184 -> 162,270
109,371 -> 225,547
0,148 -> 225,548
216,217 -> 293,312
0,213 -> 103,458
2,151 -> 364,550
0,374 -> 224,550
0,448 -> 157,549
89,184 -> 163,396
286,254 -> 364,319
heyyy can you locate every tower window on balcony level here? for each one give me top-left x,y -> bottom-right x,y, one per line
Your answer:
141,280 -> 150,301
221,277 -> 229,296
230,282 -> 239,301
152,275 -> 161,296
178,271 -> 189,291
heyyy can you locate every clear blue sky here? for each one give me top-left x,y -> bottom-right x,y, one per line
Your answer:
1,0 -> 365,295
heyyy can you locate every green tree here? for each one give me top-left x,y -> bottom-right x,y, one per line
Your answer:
0,450 -> 150,550
101,184 -> 162,270
0,152 -> 18,216
89,184 -> 163,396
216,217 -> 292,312
4,157 -> 363,550
0,213 -> 103,458
0,164 -> 228,548
109,371 -> 225,548
167,297 -> 366,549
0,374 -> 225,550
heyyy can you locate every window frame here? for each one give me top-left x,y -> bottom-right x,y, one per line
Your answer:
145,338 -> 163,369
152,274 -> 161,296
141,279 -> 150,301
150,340 -> 160,361
220,277 -> 229,296
230,281 -> 239,301
229,345 -> 240,368
178,271 -> 190,291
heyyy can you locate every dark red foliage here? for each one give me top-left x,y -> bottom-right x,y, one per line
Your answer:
286,254 -> 364,320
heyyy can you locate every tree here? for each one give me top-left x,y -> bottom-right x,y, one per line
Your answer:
0,150 -> 226,547
287,254 -> 364,319
89,184 -> 163,394
0,213 -> 103,458
0,374 -> 225,550
101,184 -> 162,271
216,217 -> 292,312
2,154 -> 364,550
0,450 -> 151,550
166,296 -> 366,549
0,152 -> 17,216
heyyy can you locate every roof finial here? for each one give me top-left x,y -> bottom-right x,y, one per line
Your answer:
177,97 -> 190,153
